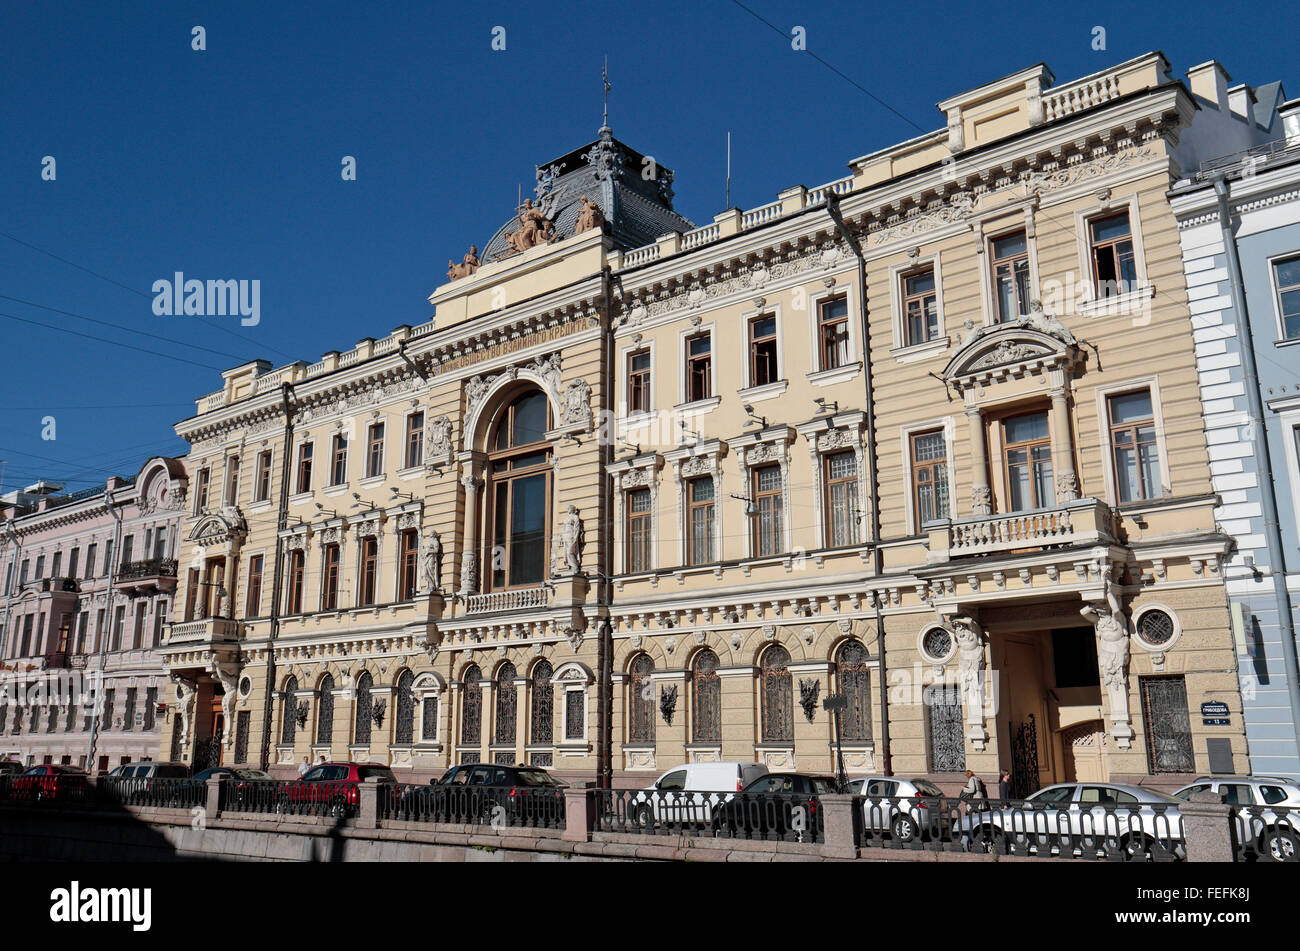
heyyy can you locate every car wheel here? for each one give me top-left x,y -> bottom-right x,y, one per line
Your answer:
891,814 -> 918,843
972,825 -> 1006,854
634,804 -> 654,831
1122,833 -> 1153,862
1264,825 -> 1298,862
328,798 -> 348,818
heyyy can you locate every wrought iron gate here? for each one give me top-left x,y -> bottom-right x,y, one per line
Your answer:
1010,714 -> 1040,799
1140,676 -> 1195,773
193,735 -> 221,771
925,684 -> 965,772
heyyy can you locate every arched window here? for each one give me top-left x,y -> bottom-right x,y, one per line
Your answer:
394,670 -> 415,745
628,654 -> 655,743
836,640 -> 872,742
495,662 -> 518,746
461,665 -> 482,745
760,645 -> 793,743
486,390 -> 552,590
316,674 -> 335,745
530,660 -> 553,746
281,676 -> 298,745
354,671 -> 373,745
692,649 -> 721,743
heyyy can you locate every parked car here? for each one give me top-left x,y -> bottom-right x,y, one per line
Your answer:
628,762 -> 769,829
107,762 -> 190,780
847,776 -> 947,842
277,762 -> 396,818
406,763 -> 568,825
957,782 -> 1185,860
1173,775 -> 1300,861
0,760 -> 26,778
11,765 -> 90,803
191,766 -> 273,783
711,772 -> 837,839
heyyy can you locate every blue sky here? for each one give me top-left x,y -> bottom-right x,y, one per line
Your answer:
2,0 -> 1297,493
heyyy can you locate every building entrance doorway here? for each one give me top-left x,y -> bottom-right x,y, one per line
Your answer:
1060,719 -> 1109,782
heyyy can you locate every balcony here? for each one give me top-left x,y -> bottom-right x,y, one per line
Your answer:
18,576 -> 79,594
114,558 -> 178,596
464,586 -> 550,615
163,616 -> 241,647
39,652 -> 69,670
925,498 -> 1117,563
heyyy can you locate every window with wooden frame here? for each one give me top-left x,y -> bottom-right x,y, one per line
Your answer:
991,231 -> 1031,323
329,433 -> 348,486
365,422 -> 385,479
194,467 -> 210,514
358,537 -> 378,606
824,451 -> 859,547
686,332 -> 712,402
819,296 -> 850,370
902,267 -> 939,345
185,568 -> 199,621
405,412 -> 424,468
1272,255 -> 1300,340
748,314 -> 778,387
296,443 -> 313,494
752,464 -> 783,557
286,550 -> 305,614
254,450 -> 272,502
626,488 -> 652,573
910,431 -> 950,527
1108,389 -> 1160,503
627,349 -> 651,414
1002,411 -> 1054,511
686,476 -> 715,566
398,529 -> 419,600
224,455 -> 240,506
321,544 -> 341,610
1089,212 -> 1138,298
246,554 -> 263,616
486,390 -> 552,591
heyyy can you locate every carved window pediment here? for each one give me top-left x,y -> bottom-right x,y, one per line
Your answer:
943,320 -> 1081,392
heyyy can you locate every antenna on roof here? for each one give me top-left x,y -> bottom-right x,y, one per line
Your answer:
726,131 -> 732,210
602,56 -> 611,129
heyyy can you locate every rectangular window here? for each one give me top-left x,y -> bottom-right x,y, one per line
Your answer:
123,688 -> 136,731
405,412 -> 424,469
903,267 -> 939,345
19,614 -> 33,657
111,605 -> 125,652
51,551 -> 62,579
1140,676 -> 1195,773
564,690 -> 585,741
121,536 -> 135,568
1003,411 -> 1053,511
132,604 -> 145,649
321,544 -> 341,610
398,530 -> 418,601
35,555 -> 45,579
330,434 -> 348,486
1272,256 -> 1300,340
287,550 -> 305,614
1090,212 -> 1137,298
75,612 -> 89,654
753,465 -> 783,557
94,608 -> 105,652
825,451 -> 859,547
255,450 -> 272,502
153,527 -> 167,560
686,332 -> 712,402
102,689 -> 115,733
296,443 -> 313,493
366,423 -> 385,479
246,555 -> 263,616
143,688 -> 157,731
184,569 -> 199,621
1108,389 -> 1160,503
421,696 -> 439,741
748,314 -> 778,387
85,545 -> 96,579
819,296 -> 850,370
20,558 -> 30,584
911,431 -> 950,527
628,349 -> 651,414
626,488 -> 652,572
687,477 -> 715,566
194,468 -> 210,514
224,454 -> 240,506
152,602 -> 167,647
991,231 -> 1031,323
103,540 -> 113,575
358,537 -> 378,606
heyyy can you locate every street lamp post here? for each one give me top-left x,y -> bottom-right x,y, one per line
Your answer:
823,693 -> 849,790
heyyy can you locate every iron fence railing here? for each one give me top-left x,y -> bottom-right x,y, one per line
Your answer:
382,783 -> 565,829
1230,804 -> 1299,862
593,788 -> 823,842
220,779 -> 363,818
96,776 -> 205,810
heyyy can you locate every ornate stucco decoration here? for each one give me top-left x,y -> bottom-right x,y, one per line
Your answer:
574,196 -> 605,234
462,353 -> 568,439
1025,143 -> 1158,198
1081,581 -> 1134,749
610,453 -> 664,574
294,376 -> 422,426
798,411 -> 869,549
552,505 -> 584,577
799,679 -> 821,722
943,306 -> 1082,395
353,514 -> 384,538
169,674 -> 198,754
951,616 -> 989,751
558,379 -> 593,430
419,531 -> 442,595
870,191 -> 978,245
423,414 -> 453,468
188,507 -> 248,545
732,427 -> 796,559
205,653 -> 241,749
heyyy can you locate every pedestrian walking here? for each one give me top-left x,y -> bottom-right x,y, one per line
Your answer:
298,756 -> 311,778
960,769 -> 987,801
998,769 -> 1012,801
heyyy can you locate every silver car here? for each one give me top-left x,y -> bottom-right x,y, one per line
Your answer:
957,782 -> 1185,860
847,776 -> 946,842
1173,775 -> 1300,861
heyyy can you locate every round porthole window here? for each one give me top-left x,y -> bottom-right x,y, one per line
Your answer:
238,676 -> 253,698
1133,605 -> 1181,654
919,625 -> 956,665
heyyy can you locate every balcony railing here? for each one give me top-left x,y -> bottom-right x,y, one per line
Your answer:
464,586 -> 549,615
164,617 -> 241,645
117,558 -> 178,581
926,498 -> 1116,562
17,577 -> 78,594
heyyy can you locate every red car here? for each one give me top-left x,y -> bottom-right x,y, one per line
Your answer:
276,762 -> 396,817
11,765 -> 90,803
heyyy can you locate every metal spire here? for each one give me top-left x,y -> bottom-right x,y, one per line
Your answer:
602,56 -> 611,130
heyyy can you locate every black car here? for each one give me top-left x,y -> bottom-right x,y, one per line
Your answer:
395,763 -> 567,826
186,766 -> 274,808
711,772 -> 838,840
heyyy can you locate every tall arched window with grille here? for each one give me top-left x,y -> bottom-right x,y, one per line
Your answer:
494,662 -> 518,748
835,640 -> 872,741
461,665 -> 482,746
353,671 -> 373,745
485,390 -> 552,590
530,660 -> 553,746
281,676 -> 298,746
760,645 -> 793,743
316,674 -> 335,745
394,670 -> 415,745
691,649 -> 721,743
628,654 -> 655,743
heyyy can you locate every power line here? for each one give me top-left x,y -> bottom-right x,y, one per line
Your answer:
0,310 -> 223,371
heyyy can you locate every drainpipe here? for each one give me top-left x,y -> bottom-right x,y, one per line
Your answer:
87,487 -> 124,774
1212,173 -> 1300,766
827,193 -> 891,776
258,382 -> 296,770
597,266 -> 614,789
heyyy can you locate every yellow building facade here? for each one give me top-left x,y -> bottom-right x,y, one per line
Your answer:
162,53 -> 1268,790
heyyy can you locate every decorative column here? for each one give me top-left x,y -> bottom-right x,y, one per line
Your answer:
1081,581 -> 1134,749
1050,385 -> 1080,501
458,471 -> 483,596
965,404 -> 992,515
951,617 -> 988,751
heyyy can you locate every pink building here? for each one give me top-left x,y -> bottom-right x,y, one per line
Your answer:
0,457 -> 188,773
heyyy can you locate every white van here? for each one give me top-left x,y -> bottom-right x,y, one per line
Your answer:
630,762 -> 768,828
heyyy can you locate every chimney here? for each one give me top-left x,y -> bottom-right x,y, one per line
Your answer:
1228,84 -> 1255,121
1188,61 -> 1231,111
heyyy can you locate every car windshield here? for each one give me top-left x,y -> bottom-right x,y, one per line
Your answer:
233,769 -> 271,780
1028,786 -> 1075,803
1138,790 -> 1183,805
514,769 -> 563,787
358,767 -> 396,782
808,777 -> 838,795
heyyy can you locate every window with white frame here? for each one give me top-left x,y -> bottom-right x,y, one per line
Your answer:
1272,255 -> 1300,341
1089,212 -> 1138,298
1107,389 -> 1161,503
990,231 -> 1031,323
686,331 -> 712,403
686,476 -> 716,565
818,296 -> 851,369
902,266 -> 940,345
